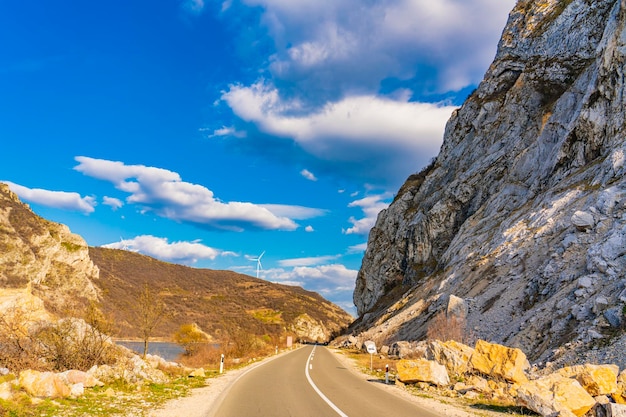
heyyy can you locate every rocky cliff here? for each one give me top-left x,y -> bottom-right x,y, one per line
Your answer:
0,182 -> 99,315
352,0 -> 626,366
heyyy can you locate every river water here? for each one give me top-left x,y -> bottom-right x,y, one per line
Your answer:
116,341 -> 184,362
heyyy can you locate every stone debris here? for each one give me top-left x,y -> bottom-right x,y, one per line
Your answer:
340,338 -> 626,417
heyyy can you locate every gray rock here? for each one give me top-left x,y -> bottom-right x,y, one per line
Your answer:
572,211 -> 595,230
352,0 -> 626,366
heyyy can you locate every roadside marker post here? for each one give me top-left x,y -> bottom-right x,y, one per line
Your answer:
219,353 -> 224,374
385,364 -> 389,384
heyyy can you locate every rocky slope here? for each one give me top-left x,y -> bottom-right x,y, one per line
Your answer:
0,183 -> 99,315
89,246 -> 352,342
0,182 -> 352,343
351,0 -> 626,366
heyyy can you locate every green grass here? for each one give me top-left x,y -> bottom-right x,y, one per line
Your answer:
0,374 -> 211,417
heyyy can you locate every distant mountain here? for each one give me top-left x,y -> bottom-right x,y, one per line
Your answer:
0,182 -> 353,344
89,246 -> 353,342
348,0 -> 626,368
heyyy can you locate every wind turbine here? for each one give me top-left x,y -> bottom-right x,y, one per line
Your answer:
251,251 -> 265,278
120,236 -> 129,250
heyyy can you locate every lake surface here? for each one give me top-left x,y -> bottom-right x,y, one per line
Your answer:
116,341 -> 184,361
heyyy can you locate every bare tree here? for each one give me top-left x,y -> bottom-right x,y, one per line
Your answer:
132,283 -> 167,358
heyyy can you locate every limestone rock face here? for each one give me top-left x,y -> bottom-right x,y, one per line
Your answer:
352,0 -> 626,365
289,313 -> 332,342
0,183 -> 99,313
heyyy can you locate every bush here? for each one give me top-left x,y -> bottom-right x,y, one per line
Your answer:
173,324 -> 209,356
426,312 -> 470,344
0,303 -> 119,373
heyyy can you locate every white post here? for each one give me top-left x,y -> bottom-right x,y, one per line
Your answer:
219,353 -> 224,374
370,353 -> 373,372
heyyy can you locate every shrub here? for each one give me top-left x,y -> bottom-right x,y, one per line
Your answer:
426,312 -> 470,344
173,324 -> 209,356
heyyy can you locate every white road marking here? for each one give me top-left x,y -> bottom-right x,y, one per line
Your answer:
305,346 -> 349,417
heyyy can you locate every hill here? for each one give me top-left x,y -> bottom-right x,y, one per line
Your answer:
89,246 -> 352,342
0,182 -> 352,346
348,0 -> 626,369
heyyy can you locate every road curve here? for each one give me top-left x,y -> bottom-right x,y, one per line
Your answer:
207,345 -> 444,417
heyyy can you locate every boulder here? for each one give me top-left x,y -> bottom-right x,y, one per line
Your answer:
614,370 -> 626,404
396,358 -> 450,387
426,340 -> 474,378
571,211 -> 595,230
603,403 -> 626,417
59,369 -> 104,388
69,382 -> 84,398
19,370 -> 71,399
517,374 -> 596,417
470,340 -> 529,384
388,341 -> 411,359
0,381 -> 13,401
189,368 -> 206,378
557,364 -> 618,397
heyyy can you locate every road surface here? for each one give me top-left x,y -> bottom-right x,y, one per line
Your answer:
207,345 -> 444,417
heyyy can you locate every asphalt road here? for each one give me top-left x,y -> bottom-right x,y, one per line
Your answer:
207,345 -> 444,417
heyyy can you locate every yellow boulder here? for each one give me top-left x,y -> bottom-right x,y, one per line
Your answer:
517,374 -> 596,417
557,364 -> 618,396
470,340 -> 529,384
396,358 -> 450,386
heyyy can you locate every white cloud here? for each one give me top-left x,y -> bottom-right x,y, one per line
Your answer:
3,181 -> 96,214
344,193 -> 392,235
264,263 -> 357,313
304,225 -> 314,232
278,255 -> 340,267
102,196 -> 123,210
216,0 -> 514,189
348,242 -> 367,253
209,126 -> 247,138
102,235 -> 225,265
232,0 -> 514,96
300,169 -> 317,181
222,82 -> 456,186
73,156 -> 324,231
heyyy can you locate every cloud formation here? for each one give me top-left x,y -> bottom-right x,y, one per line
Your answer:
344,193 -> 392,235
102,235 -> 231,265
266,263 -> 358,313
233,0 -> 513,100
73,156 -> 325,231
210,0 -> 515,190
221,82 -> 456,186
3,181 -> 96,214
300,169 -> 317,181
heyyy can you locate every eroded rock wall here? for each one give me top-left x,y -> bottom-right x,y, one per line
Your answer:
354,0 -> 626,364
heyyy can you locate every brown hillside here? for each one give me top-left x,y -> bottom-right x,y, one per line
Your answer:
89,246 -> 353,342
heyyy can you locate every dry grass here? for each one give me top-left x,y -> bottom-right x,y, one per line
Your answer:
426,312 -> 471,344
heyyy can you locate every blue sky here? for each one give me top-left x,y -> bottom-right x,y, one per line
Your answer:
1,0 -> 514,316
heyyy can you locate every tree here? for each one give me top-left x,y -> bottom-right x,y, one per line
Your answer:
173,323 -> 209,356
132,283 -> 167,358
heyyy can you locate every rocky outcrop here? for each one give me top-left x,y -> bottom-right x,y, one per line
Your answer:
380,339 -> 625,417
353,0 -> 626,365
0,183 -> 99,314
